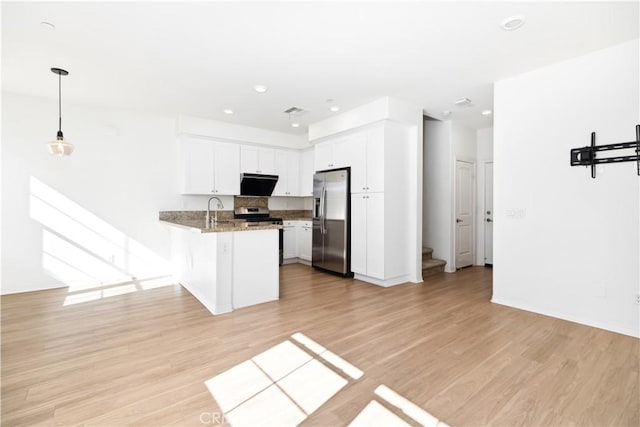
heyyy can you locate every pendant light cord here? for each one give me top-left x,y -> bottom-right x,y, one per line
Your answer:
58,72 -> 62,133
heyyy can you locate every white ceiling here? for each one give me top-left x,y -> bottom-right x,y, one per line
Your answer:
2,1 -> 638,134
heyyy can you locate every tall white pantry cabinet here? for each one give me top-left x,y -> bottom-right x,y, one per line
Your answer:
314,121 -> 411,286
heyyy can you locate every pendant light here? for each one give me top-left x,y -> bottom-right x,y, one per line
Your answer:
48,67 -> 74,156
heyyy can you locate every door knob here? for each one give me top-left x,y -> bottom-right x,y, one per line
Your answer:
456,219 -> 462,223
486,218 -> 493,223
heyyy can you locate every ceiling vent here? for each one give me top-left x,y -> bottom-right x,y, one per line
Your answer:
283,106 -> 306,116
454,98 -> 472,107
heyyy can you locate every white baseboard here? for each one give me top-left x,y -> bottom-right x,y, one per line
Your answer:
491,297 -> 639,338
282,258 -> 311,266
354,274 -> 411,288
179,281 -> 232,316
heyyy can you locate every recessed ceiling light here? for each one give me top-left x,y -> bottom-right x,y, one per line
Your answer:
40,21 -> 56,31
481,109 -> 492,116
501,15 -> 525,31
223,109 -> 234,115
291,122 -> 300,128
330,106 -> 340,112
253,85 -> 268,93
454,98 -> 471,107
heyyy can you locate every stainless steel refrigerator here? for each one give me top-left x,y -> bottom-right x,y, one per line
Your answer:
312,168 -> 351,276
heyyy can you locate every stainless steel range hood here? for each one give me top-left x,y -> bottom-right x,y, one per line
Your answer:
240,173 -> 279,196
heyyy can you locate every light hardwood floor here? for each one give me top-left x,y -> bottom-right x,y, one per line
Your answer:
2,265 -> 638,426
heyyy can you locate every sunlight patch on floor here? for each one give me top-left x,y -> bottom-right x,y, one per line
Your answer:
205,336 -> 355,427
225,384 -> 306,427
63,276 -> 173,306
348,400 -> 412,427
277,359 -> 348,414
291,332 -> 363,379
252,341 -> 313,382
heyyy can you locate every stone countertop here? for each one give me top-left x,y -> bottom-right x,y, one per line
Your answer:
160,218 -> 282,233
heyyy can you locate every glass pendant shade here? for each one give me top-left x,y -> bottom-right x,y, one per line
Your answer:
48,133 -> 74,156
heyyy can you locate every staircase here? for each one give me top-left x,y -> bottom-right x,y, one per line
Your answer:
422,247 -> 446,277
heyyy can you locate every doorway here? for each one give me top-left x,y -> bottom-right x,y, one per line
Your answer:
455,160 -> 474,269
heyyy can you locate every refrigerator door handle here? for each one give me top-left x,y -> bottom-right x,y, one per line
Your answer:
319,184 -> 325,234
323,186 -> 327,234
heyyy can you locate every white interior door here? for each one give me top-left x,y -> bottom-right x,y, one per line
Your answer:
484,162 -> 493,265
455,160 -> 474,268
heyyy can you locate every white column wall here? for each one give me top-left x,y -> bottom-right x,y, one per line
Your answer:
493,39 -> 639,337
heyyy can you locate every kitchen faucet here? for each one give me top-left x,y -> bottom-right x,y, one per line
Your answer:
206,196 -> 224,228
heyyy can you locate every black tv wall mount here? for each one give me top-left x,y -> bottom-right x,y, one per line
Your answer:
570,124 -> 640,179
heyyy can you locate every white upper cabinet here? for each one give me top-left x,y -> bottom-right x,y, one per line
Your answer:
213,141 -> 242,195
241,146 -> 276,174
273,150 -> 300,196
182,139 -> 214,194
313,135 -> 356,171
364,125 -> 385,192
299,148 -> 314,197
180,138 -> 240,195
314,142 -> 333,171
331,136 -> 355,169
351,125 -> 384,193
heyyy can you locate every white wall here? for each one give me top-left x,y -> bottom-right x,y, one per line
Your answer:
178,114 -> 310,149
493,39 -> 639,337
1,92 -> 180,294
308,98 -> 389,142
476,127 -> 493,265
452,123 -> 476,159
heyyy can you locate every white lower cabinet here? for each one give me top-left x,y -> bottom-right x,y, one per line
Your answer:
283,220 -> 312,262
351,193 -> 385,279
297,222 -> 312,261
283,221 -> 297,260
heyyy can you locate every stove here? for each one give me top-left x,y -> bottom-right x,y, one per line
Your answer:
234,207 -> 284,265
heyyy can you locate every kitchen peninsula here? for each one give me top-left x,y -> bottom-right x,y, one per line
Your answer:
160,211 -> 281,315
